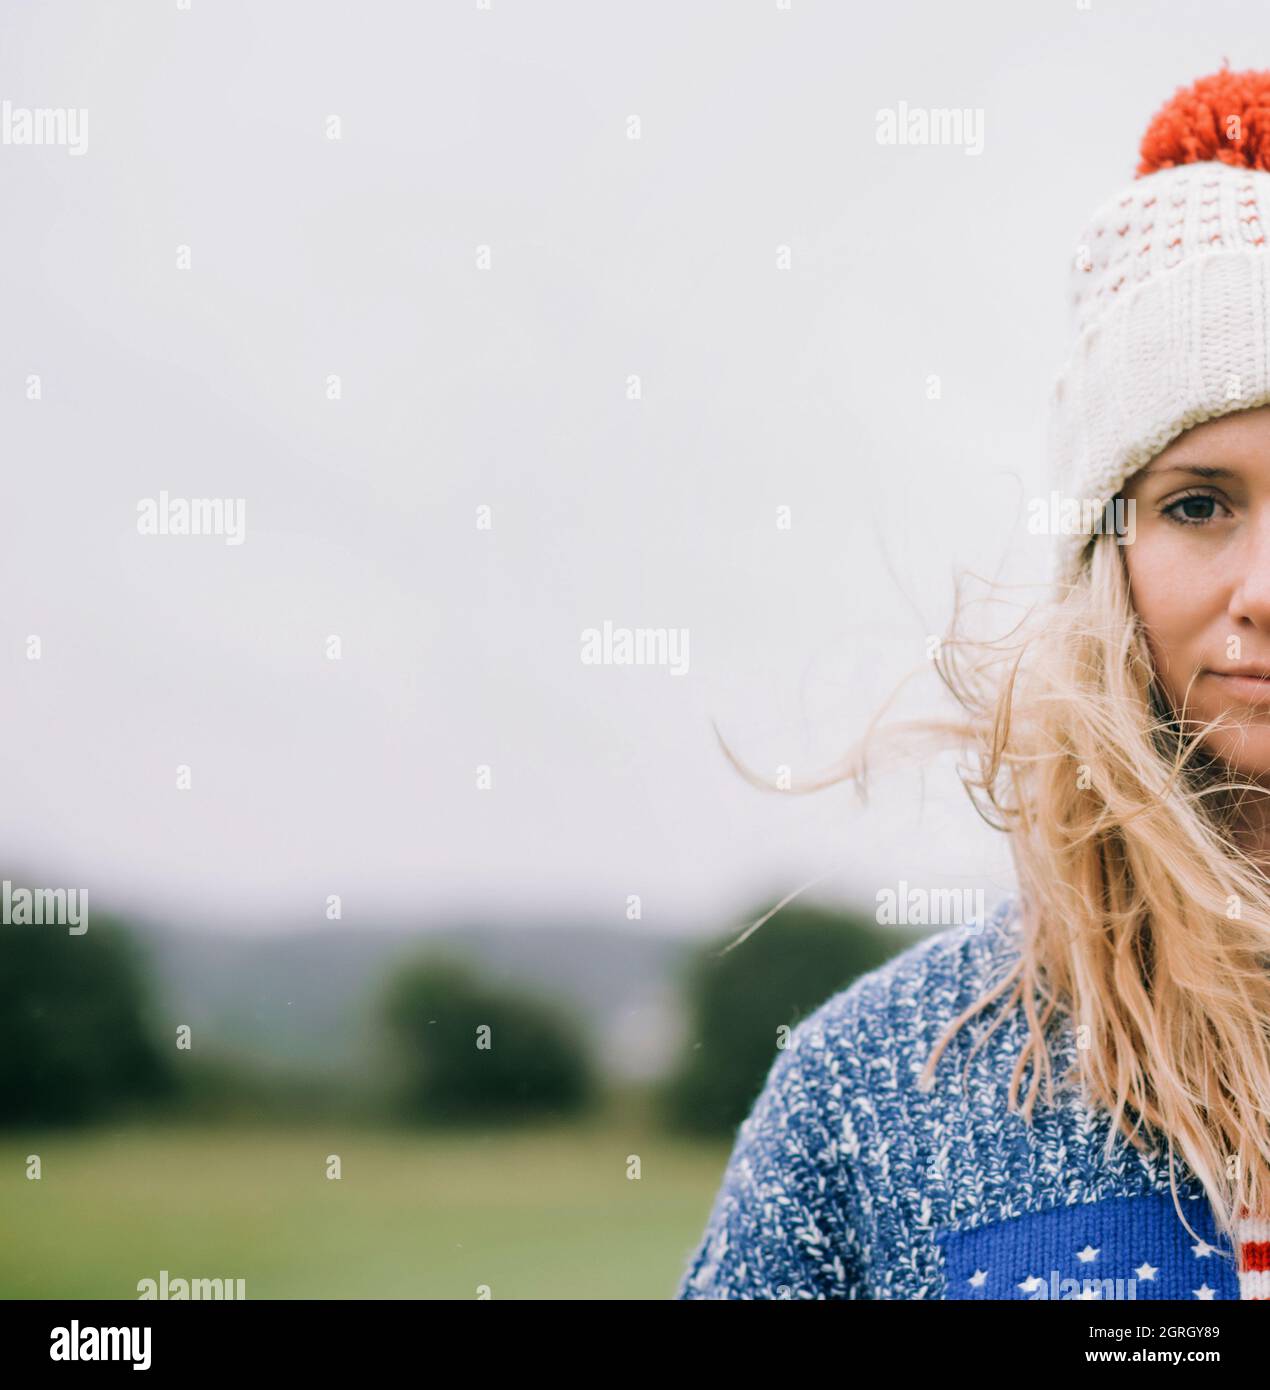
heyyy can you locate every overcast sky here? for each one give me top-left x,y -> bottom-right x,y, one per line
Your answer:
0,1 -> 1252,936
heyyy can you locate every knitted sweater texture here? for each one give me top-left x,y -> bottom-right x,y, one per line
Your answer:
675,897 -> 1263,1300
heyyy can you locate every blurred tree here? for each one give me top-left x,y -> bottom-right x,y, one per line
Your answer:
380,953 -> 596,1123
0,913 -> 176,1125
661,900 -> 927,1137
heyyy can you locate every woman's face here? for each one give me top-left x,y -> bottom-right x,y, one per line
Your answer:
1122,404 -> 1270,780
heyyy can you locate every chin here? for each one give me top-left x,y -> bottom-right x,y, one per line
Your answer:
1199,730 -> 1270,785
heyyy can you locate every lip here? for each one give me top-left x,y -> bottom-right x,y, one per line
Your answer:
1207,670 -> 1270,703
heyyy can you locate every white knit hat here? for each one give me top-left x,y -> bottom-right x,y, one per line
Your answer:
1047,66 -> 1270,584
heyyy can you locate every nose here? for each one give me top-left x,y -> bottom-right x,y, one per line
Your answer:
1228,509 -> 1270,629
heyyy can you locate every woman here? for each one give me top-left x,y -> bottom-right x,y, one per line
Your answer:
677,64 -> 1270,1301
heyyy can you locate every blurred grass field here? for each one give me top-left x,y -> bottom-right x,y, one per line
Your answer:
0,1099 -> 730,1300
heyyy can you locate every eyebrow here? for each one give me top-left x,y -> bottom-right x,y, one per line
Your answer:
1141,463 -> 1238,479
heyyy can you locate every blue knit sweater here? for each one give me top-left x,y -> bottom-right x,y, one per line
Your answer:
675,897 -> 1244,1300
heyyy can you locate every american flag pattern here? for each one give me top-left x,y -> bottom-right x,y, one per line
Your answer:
939,1192 -> 1243,1300
1237,1210 -> 1270,1300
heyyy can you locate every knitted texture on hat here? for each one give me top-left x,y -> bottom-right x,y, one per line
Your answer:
1048,64 -> 1270,585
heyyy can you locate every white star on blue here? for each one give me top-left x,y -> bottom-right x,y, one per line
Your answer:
937,1192 -> 1239,1300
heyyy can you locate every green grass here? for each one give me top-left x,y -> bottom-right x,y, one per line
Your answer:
0,1107 -> 732,1299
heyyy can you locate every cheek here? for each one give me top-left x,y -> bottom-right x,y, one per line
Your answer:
1123,533 -> 1216,679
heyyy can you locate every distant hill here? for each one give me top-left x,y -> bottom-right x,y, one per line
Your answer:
129,918 -> 696,1084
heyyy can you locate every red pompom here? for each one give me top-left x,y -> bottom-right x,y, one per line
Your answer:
1137,59 -> 1270,175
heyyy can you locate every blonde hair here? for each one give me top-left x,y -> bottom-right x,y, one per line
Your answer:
724,526 -> 1270,1248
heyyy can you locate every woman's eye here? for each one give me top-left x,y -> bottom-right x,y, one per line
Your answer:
1163,493 -> 1223,524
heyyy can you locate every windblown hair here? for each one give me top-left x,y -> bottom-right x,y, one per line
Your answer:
723,526 -> 1270,1247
